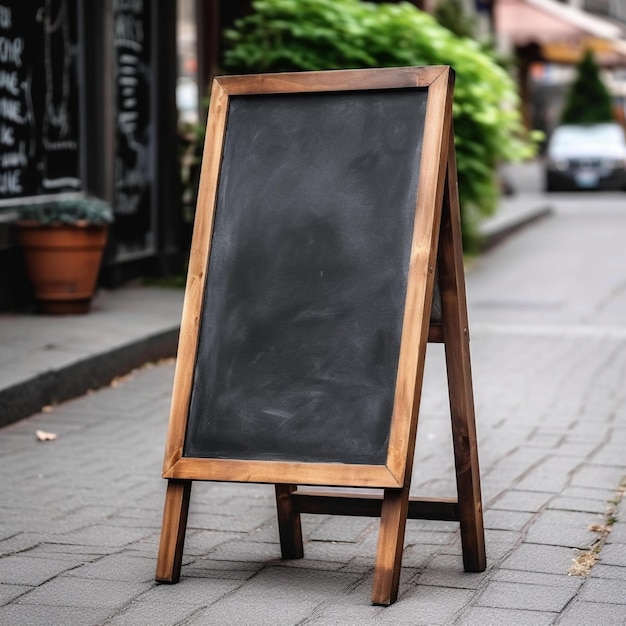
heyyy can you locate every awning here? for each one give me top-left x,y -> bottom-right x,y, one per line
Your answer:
542,37 -> 626,65
495,0 -> 626,65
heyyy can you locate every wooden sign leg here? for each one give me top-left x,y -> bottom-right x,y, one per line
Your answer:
371,488 -> 410,605
155,479 -> 192,583
438,137 -> 486,573
275,484 -> 304,559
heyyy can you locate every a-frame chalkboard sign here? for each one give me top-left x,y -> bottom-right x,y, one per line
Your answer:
156,66 -> 485,606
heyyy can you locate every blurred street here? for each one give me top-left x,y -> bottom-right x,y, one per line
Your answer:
2,161 -> 626,624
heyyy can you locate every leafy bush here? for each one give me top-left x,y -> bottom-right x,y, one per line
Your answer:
224,0 -> 535,249
434,0 -> 475,39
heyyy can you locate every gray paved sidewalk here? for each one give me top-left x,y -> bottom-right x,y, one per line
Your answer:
2,189 -> 626,624
0,193 -> 549,431
0,285 -> 183,427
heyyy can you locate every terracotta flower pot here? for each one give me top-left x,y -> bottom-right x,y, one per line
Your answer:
17,222 -> 108,314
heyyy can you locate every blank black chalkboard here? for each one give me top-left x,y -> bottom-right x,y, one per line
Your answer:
184,89 -> 427,464
162,66 -> 456,490
157,69 -> 487,606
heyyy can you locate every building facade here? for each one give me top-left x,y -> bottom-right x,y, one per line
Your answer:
0,0 -> 180,310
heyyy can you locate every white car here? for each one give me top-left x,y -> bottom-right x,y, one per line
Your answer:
545,123 -> 626,192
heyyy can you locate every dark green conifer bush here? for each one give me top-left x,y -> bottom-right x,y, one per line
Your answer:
560,50 -> 614,125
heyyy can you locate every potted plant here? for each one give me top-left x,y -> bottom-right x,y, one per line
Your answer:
14,196 -> 114,314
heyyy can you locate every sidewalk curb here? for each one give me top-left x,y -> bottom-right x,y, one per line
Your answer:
0,327 -> 179,428
480,204 -> 554,251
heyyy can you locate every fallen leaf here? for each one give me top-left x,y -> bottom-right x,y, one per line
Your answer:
110,372 -> 134,388
569,551 -> 597,577
36,429 -> 58,442
588,524 -> 610,534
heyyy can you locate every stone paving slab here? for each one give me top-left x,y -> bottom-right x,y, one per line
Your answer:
0,327 -> 625,623
2,193 -> 626,622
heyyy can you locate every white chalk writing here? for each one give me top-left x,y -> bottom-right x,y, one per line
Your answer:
114,0 -> 150,220
114,13 -> 143,51
0,2 -> 81,198
1,139 -> 26,166
0,169 -> 22,194
0,69 -> 18,94
0,96 -> 23,122
0,36 -> 23,66
0,5 -> 12,30
0,122 -> 13,144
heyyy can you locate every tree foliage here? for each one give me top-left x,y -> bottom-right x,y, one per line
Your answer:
560,50 -> 614,125
434,0 -> 476,39
224,0 -> 535,248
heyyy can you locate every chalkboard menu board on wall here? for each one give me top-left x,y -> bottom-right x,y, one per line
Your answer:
0,0 -> 82,200
112,0 -> 154,256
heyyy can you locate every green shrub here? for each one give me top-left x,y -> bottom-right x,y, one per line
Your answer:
434,0 -> 475,39
224,0 -> 535,249
560,49 -> 614,125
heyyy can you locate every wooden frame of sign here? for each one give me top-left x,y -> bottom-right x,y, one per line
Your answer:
155,66 -> 485,606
